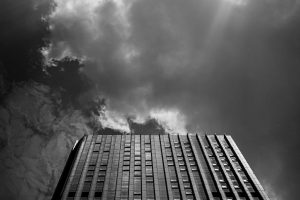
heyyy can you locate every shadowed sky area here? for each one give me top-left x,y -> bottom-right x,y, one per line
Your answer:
1,0 -> 300,199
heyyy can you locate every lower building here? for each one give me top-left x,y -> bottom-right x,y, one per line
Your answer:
52,134 -> 270,200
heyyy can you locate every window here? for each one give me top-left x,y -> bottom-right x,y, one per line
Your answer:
145,153 -> 151,161
231,157 -> 237,162
68,192 -> 75,197
123,161 -> 130,166
243,179 -> 248,183
86,170 -> 94,176
190,161 -> 196,166
178,161 -> 184,166
135,161 -> 141,166
94,191 -> 102,197
135,157 -> 141,161
207,149 -> 213,156
227,149 -> 234,156
170,178 -> 177,182
218,153 -> 224,157
85,176 -> 93,181
220,157 -> 226,161
182,178 -> 189,182
124,152 -> 130,156
124,147 -> 130,152
81,192 -> 89,197
181,172 -> 188,177
146,161 -> 152,165
185,189 -> 193,195
216,148 -> 222,153
134,171 -> 141,177
98,171 -> 106,176
146,176 -> 153,182
191,166 -> 197,171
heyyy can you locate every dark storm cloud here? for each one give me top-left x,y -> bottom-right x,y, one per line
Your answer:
0,0 -> 98,109
48,0 -> 300,199
0,1 -> 107,199
0,0 -> 55,83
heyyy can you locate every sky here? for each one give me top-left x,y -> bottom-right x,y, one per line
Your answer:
0,0 -> 300,199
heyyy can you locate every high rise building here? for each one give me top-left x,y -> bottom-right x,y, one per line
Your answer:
52,134 -> 270,200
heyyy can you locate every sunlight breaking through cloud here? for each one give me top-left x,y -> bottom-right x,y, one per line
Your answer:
150,109 -> 187,134
98,109 -> 130,133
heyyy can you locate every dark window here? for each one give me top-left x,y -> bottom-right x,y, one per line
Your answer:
68,192 -> 75,197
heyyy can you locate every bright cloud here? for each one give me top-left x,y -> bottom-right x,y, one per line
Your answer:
98,109 -> 130,133
150,109 -> 187,134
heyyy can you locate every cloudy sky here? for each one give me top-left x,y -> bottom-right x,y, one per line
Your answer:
1,0 -> 300,199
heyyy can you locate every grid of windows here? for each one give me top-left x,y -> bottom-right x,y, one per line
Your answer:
55,134 -> 270,200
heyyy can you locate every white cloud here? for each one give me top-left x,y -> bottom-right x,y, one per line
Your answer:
150,108 -> 187,134
98,109 -> 130,133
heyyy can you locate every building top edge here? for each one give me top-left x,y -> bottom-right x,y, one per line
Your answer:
85,133 -> 230,136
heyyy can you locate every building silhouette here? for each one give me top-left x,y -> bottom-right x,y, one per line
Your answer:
52,134 -> 270,200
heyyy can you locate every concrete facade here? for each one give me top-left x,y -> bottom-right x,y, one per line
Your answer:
52,134 -> 270,200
